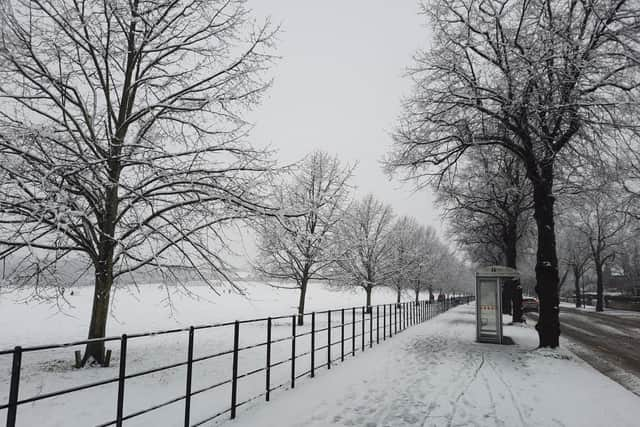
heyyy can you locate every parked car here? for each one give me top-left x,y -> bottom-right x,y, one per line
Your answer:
522,297 -> 539,313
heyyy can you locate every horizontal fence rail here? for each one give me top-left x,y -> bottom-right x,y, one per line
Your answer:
0,296 -> 473,426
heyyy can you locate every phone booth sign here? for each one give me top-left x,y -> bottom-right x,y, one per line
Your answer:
475,266 -> 519,344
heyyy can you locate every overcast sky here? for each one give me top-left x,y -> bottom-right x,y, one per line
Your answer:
246,1 -> 443,233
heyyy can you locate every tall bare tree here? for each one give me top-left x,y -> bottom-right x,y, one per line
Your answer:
386,0 -> 640,347
0,0 -> 277,364
567,185 -> 628,311
332,194 -> 394,310
253,151 -> 353,325
438,148 -> 533,269
388,216 -> 422,303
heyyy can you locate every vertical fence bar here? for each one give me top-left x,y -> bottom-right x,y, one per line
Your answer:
116,335 -> 127,427
361,307 -> 365,352
352,307 -> 356,356
369,307 -> 373,348
230,321 -> 240,419
6,346 -> 22,427
404,302 -> 407,329
327,311 -> 331,370
291,315 -> 296,389
311,312 -> 316,378
394,304 -> 398,335
389,304 -> 393,338
341,309 -> 345,362
376,305 -> 380,344
383,304 -> 386,340
413,301 -> 416,325
184,328 -> 194,427
266,318 -> 272,401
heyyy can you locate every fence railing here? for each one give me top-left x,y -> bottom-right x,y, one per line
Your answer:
0,296 -> 472,427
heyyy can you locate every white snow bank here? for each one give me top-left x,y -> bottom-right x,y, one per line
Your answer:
226,305 -> 640,427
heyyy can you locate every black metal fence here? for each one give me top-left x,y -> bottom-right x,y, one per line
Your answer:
1,296 -> 472,427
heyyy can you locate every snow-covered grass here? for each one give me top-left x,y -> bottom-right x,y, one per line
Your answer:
227,304 -> 640,427
0,281 -> 420,426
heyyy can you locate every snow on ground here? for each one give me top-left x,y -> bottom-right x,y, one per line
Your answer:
226,304 -> 640,427
0,281 -> 414,426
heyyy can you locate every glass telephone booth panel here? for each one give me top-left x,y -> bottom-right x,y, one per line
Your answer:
475,266 -> 518,344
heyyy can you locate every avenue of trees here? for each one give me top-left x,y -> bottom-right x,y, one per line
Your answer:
386,0 -> 640,347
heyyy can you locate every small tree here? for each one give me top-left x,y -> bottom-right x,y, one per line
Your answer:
253,151 -> 353,325
0,0 -> 277,364
332,195 -> 394,310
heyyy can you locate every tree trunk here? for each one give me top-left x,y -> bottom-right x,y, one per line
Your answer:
595,261 -> 604,312
531,167 -> 560,348
365,286 -> 372,313
396,287 -> 401,304
83,178 -> 120,365
415,288 -> 419,303
297,277 -> 309,325
573,267 -> 582,308
83,257 -> 114,365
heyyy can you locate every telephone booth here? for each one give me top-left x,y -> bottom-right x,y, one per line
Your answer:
475,266 -> 519,344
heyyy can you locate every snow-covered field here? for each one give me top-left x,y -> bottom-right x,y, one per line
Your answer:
0,281 -> 419,426
229,305 -> 640,427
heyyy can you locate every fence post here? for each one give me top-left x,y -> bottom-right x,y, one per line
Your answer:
361,306 -> 365,352
394,304 -> 398,334
6,346 -> 22,427
389,304 -> 393,338
369,306 -> 373,348
230,321 -> 240,419
341,309 -> 345,362
311,312 -> 316,378
351,307 -> 356,356
376,305 -> 380,344
266,318 -> 272,401
291,315 -> 296,389
383,304 -> 386,340
116,335 -> 127,427
327,311 -> 331,370
184,327 -> 194,427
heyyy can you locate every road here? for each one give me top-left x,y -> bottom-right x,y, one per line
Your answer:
528,305 -> 640,396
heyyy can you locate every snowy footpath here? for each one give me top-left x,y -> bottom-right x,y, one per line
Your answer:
226,304 -> 640,427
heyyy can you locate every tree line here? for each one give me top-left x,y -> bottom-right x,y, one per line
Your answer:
384,0 -> 640,348
0,0 -> 467,366
253,151 -> 468,325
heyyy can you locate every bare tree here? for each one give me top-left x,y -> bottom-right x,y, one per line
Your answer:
386,0 -> 640,347
556,220 -> 592,308
388,216 -> 422,304
0,0 -> 277,364
253,151 -> 353,325
409,226 -> 449,303
567,185 -> 628,311
332,194 -> 394,311
438,147 -> 533,269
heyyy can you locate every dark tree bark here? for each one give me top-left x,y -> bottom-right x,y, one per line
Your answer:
595,260 -> 604,312
297,277 -> 309,325
415,288 -> 420,304
396,287 -> 402,304
365,285 -> 373,313
531,167 -> 560,348
573,270 -> 582,308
